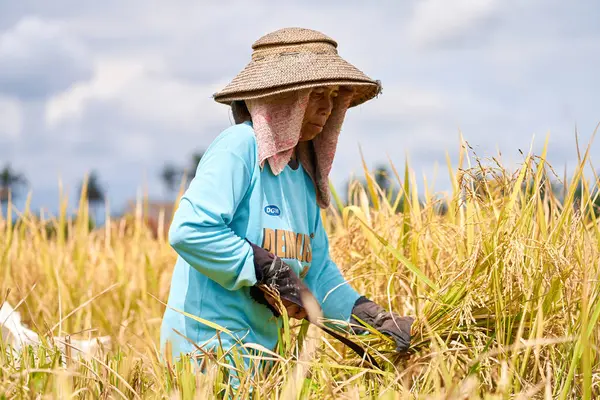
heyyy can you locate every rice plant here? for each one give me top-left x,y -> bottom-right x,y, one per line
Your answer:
1,136 -> 599,399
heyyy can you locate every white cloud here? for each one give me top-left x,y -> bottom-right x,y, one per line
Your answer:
0,16 -> 92,99
407,0 -> 502,48
360,85 -> 447,119
45,56 -> 231,139
0,96 -> 23,138
115,74 -> 229,134
45,59 -> 149,127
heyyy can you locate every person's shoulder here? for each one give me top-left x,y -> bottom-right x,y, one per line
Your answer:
208,122 -> 257,162
214,122 -> 256,147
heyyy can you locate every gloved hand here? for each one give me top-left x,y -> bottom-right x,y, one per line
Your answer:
350,296 -> 414,353
247,240 -> 316,320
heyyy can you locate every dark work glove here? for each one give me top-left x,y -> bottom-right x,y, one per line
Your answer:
247,240 -> 315,319
350,296 -> 414,353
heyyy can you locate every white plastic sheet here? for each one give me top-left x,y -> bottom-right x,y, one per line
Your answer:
1,301 -> 111,362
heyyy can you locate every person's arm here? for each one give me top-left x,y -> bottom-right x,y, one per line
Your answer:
168,129 -> 257,291
303,211 -> 361,322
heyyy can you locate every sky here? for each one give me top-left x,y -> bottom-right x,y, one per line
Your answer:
0,0 -> 599,217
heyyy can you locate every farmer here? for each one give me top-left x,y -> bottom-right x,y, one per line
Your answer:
160,27 -> 413,370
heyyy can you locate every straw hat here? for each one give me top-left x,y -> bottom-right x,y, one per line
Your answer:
213,27 -> 381,108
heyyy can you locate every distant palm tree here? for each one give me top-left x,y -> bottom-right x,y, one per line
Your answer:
0,164 -> 27,204
79,171 -> 105,222
160,163 -> 182,194
87,172 -> 105,206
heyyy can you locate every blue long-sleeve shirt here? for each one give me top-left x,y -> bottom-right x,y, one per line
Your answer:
160,121 -> 360,361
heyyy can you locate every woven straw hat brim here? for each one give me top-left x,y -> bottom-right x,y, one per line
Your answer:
213,51 -> 381,108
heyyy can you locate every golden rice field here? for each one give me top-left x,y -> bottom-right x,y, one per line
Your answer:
1,139 -> 599,399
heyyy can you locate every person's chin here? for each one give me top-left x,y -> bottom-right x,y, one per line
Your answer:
302,125 -> 323,141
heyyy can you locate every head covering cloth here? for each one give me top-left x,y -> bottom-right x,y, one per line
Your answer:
213,28 -> 381,208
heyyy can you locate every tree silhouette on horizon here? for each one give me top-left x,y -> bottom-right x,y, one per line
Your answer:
160,163 -> 181,194
0,164 -> 27,204
79,171 -> 106,222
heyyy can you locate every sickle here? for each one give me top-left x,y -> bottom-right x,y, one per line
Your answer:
290,291 -> 382,370
266,288 -> 382,369
310,320 -> 381,370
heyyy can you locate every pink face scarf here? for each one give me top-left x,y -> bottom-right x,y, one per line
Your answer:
245,87 -> 354,209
